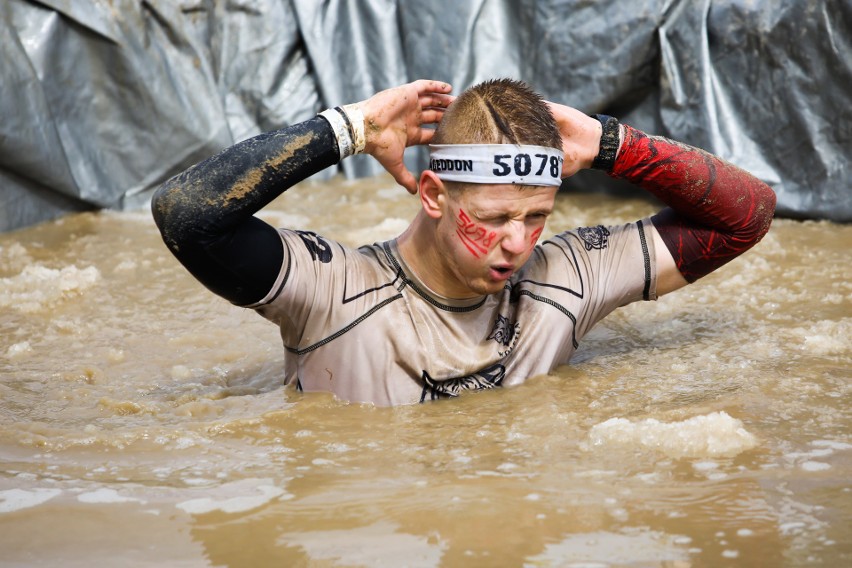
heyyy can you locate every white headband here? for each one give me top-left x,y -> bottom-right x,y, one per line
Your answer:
429,144 -> 564,187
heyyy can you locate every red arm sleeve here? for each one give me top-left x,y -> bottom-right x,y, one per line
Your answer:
610,125 -> 777,283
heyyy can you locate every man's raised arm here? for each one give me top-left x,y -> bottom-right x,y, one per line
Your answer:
609,124 -> 776,295
547,102 -> 776,296
151,80 -> 453,306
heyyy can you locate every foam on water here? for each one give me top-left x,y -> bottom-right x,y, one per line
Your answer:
586,411 -> 758,458
5,341 -> 31,358
0,264 -> 99,313
0,488 -> 62,513
278,521 -> 445,568
781,438 -> 851,473
175,478 -> 290,514
789,318 -> 851,356
526,530 -> 690,565
0,242 -> 31,272
77,488 -> 146,504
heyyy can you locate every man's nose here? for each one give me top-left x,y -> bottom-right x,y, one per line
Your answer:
500,220 -> 528,256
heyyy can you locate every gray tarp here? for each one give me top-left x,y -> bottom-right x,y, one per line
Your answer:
1,0 -> 849,232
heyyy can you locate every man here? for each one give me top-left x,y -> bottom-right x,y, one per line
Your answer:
152,79 -> 776,405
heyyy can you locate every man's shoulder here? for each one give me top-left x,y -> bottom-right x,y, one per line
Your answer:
545,221 -> 641,249
521,221 -> 650,286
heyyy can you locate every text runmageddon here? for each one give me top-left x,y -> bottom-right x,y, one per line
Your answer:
430,158 -> 474,172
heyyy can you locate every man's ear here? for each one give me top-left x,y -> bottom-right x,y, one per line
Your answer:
418,170 -> 447,220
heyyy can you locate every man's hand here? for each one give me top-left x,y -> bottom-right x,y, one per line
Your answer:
546,102 -> 607,178
357,80 -> 454,194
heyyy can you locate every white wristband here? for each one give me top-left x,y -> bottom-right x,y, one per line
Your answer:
342,104 -> 366,154
318,108 -> 355,160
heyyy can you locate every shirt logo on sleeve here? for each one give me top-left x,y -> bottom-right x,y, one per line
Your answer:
296,230 -> 333,263
577,225 -> 611,251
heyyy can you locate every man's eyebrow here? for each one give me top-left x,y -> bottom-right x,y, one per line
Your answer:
473,206 -> 553,219
529,206 -> 554,216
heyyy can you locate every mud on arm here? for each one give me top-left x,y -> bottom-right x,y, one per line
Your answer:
151,117 -> 339,306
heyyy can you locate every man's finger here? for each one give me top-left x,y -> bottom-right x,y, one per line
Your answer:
419,93 -> 454,109
412,80 -> 452,94
420,109 -> 446,125
395,168 -> 417,194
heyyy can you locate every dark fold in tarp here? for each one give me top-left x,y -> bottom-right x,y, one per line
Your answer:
1,0 -> 849,232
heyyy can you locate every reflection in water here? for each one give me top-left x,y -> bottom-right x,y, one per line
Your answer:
1,174 -> 850,566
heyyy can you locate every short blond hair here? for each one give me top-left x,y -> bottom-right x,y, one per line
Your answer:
433,78 -> 561,149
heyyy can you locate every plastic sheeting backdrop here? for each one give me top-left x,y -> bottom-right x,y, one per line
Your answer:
1,0 -> 850,232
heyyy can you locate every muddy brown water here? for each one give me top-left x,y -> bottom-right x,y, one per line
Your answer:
1,175 -> 850,567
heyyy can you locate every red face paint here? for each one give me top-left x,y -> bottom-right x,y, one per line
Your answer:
456,209 -> 497,258
529,227 -> 543,248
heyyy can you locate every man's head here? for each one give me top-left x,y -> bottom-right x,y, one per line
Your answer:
409,79 -> 565,298
429,78 -> 563,193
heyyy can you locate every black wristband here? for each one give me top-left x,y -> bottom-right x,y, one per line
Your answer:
591,114 -> 621,171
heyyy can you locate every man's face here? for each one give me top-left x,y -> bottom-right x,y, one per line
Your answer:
435,184 -> 557,298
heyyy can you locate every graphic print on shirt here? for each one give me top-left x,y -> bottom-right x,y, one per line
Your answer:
420,363 -> 506,402
296,230 -> 333,262
488,314 -> 521,357
577,225 -> 611,251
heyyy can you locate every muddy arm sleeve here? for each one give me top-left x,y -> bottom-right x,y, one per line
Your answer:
151,116 -> 339,305
608,125 -> 777,283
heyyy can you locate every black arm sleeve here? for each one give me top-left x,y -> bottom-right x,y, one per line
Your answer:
151,116 -> 339,306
